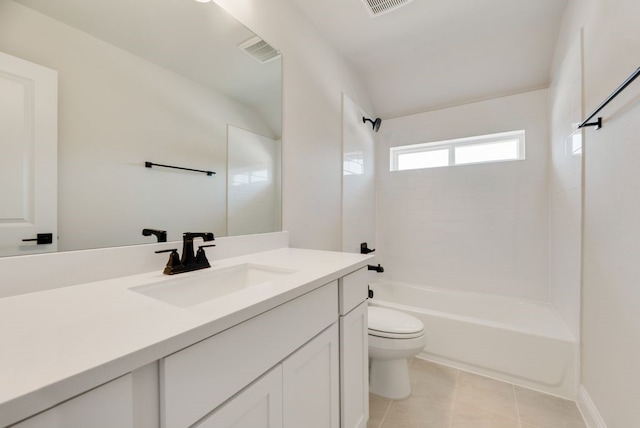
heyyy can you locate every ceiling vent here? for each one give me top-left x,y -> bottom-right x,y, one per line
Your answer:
238,36 -> 281,64
361,0 -> 414,17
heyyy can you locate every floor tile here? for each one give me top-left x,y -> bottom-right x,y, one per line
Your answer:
408,358 -> 458,403
368,361 -> 588,428
451,402 -> 520,428
368,393 -> 391,428
455,371 -> 518,419
515,386 -> 587,428
381,395 -> 452,428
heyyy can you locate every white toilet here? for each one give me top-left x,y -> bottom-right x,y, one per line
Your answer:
368,306 -> 427,399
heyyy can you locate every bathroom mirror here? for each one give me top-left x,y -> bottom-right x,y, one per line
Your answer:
0,0 -> 282,257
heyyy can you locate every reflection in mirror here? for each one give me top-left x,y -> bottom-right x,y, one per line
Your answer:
0,0 -> 282,257
227,125 -> 282,236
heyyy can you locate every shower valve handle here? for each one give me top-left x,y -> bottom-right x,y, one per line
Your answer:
360,242 -> 375,254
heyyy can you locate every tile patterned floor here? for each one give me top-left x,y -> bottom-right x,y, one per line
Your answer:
368,359 -> 587,428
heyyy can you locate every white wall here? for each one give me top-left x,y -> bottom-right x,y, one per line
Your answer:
342,94 -> 376,254
376,89 -> 550,301
213,0 -> 373,251
0,1 -> 275,250
551,0 -> 640,426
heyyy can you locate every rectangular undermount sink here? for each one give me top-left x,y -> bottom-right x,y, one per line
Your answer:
130,263 -> 298,307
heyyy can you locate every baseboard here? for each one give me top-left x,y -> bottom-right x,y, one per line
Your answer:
578,385 -> 608,428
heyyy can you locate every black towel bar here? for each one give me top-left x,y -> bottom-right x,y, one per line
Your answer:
145,161 -> 215,176
578,66 -> 640,130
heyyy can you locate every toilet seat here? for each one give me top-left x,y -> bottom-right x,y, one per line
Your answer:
368,306 -> 424,339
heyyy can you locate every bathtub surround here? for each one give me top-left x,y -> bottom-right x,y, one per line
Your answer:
370,281 -> 577,398
342,94 -> 377,254
376,89 -> 550,302
548,31 -> 583,343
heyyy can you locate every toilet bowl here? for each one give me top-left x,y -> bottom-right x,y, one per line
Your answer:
368,306 -> 427,399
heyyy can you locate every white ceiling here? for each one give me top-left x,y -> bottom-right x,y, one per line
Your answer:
289,0 -> 569,118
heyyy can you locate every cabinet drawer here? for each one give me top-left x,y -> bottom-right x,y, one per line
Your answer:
338,267 -> 368,315
161,281 -> 338,428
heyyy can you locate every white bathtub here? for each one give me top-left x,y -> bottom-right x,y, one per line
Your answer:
369,280 -> 577,399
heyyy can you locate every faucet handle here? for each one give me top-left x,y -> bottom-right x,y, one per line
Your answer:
155,248 -> 177,254
156,249 -> 183,275
195,244 -> 215,267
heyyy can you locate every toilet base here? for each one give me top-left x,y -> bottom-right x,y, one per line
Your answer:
369,357 -> 411,400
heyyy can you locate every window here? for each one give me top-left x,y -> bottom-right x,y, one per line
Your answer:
390,130 -> 525,171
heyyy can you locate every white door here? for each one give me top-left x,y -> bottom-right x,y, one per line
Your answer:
196,366 -> 283,428
0,51 -> 57,257
283,323 -> 340,428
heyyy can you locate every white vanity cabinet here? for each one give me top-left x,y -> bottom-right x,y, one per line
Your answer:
12,375 -> 134,428
160,282 -> 339,428
1,255 -> 372,428
338,268 -> 369,428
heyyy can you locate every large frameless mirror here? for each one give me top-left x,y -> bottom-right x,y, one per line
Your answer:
0,0 -> 282,257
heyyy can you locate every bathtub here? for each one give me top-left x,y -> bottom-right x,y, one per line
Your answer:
369,280 -> 577,399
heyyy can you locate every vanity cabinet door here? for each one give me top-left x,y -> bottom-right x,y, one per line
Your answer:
12,375 -> 133,428
283,323 -> 339,428
195,366 -> 283,428
340,301 -> 369,428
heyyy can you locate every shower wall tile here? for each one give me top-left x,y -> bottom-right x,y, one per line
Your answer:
342,94 -> 377,254
548,35 -> 583,340
376,89 -> 550,301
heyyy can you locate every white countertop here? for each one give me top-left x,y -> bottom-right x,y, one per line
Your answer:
0,248 -> 372,427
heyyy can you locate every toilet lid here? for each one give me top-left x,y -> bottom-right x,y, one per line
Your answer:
368,306 -> 424,336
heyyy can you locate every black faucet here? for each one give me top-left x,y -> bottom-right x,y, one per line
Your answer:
155,232 -> 215,275
142,228 -> 167,242
181,232 -> 215,266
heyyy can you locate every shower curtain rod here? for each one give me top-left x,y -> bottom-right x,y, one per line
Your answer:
578,66 -> 640,130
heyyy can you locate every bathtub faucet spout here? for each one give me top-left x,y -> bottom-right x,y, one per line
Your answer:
368,264 -> 384,273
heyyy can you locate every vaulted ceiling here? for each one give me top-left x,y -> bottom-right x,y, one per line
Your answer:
290,0 -> 569,118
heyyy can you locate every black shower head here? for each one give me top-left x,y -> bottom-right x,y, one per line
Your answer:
362,116 -> 382,132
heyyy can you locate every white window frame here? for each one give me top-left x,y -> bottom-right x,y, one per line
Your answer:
390,130 -> 526,172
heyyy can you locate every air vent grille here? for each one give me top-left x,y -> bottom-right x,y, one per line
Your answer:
238,36 -> 281,64
361,0 -> 414,17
